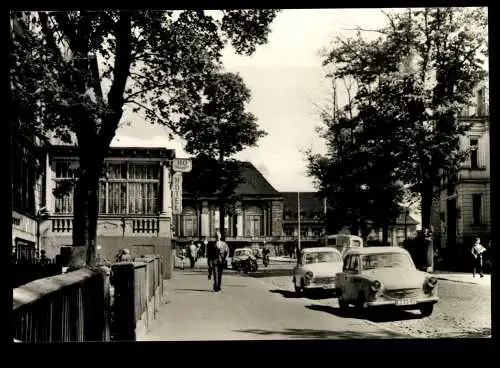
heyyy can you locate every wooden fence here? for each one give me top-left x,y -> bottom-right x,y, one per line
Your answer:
12,258 -> 62,289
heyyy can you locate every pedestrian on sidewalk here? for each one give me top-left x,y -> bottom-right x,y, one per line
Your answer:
204,237 -> 214,280
471,237 -> 486,278
189,241 -> 198,270
208,231 -> 229,292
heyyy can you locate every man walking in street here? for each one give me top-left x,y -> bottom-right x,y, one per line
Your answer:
189,241 -> 198,270
204,237 -> 214,280
471,237 -> 486,278
207,231 -> 229,292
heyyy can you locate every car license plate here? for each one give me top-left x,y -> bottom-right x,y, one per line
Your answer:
396,299 -> 417,306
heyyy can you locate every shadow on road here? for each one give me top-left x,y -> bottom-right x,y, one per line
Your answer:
305,304 -> 423,322
244,268 -> 293,278
234,327 -> 408,339
174,288 -> 214,293
269,289 -> 335,300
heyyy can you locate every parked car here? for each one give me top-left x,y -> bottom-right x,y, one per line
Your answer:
335,247 -> 439,317
231,248 -> 256,271
292,247 -> 343,295
318,234 -> 363,258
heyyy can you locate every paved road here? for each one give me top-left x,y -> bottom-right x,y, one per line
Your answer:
254,261 -> 491,339
139,259 -> 413,341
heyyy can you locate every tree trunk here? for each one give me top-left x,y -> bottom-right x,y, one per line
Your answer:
421,182 -> 434,270
382,223 -> 389,245
68,158 -> 102,270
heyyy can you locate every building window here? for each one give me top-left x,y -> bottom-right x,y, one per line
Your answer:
284,228 -> 293,237
477,88 -> 485,116
54,161 -> 76,213
313,229 -> 321,237
98,162 -> 159,215
12,139 -> 38,215
472,194 -> 482,226
470,139 -> 479,169
245,206 -> 263,237
397,229 -> 405,247
182,207 -> 197,238
300,229 -> 307,238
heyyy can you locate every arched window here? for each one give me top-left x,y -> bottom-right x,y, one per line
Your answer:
245,206 -> 263,237
182,206 -> 197,238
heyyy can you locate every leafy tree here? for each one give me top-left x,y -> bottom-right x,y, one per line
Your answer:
306,77 -> 404,241
314,7 -> 487,267
175,72 -> 267,240
10,10 -> 278,267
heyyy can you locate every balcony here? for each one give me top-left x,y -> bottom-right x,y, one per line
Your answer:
42,215 -> 167,238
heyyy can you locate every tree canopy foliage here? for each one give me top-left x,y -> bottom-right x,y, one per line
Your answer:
10,9 -> 278,265
307,7 -> 487,245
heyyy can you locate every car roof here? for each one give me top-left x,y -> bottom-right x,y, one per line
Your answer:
344,246 -> 410,256
235,247 -> 252,251
324,234 -> 363,239
302,247 -> 341,254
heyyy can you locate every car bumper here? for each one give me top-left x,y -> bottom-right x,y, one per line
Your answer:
366,296 -> 439,308
304,283 -> 337,291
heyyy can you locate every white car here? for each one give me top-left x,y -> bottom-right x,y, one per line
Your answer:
292,247 -> 343,295
335,247 -> 439,317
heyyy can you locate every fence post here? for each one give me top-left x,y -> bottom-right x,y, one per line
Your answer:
111,263 -> 136,341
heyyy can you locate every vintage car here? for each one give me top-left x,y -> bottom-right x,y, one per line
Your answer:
335,247 -> 439,317
231,248 -> 257,271
292,247 -> 343,295
318,234 -> 364,258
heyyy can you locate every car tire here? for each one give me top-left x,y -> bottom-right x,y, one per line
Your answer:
295,279 -> 304,295
338,292 -> 349,311
420,304 -> 434,317
355,292 -> 366,313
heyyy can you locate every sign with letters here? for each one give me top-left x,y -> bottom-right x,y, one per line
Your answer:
172,172 -> 183,215
172,158 -> 192,173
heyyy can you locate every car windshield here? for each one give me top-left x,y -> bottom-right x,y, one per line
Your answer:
235,249 -> 251,257
361,253 -> 414,270
303,252 -> 341,264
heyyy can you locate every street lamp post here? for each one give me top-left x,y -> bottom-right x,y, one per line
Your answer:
404,207 -> 409,241
297,191 -> 301,252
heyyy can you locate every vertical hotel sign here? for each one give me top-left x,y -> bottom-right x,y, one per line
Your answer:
172,172 -> 183,215
171,157 -> 192,215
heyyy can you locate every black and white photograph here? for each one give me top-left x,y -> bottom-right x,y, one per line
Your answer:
10,7 -> 491,343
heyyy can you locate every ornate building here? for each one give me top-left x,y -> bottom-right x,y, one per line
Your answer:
175,161 -> 284,254
39,145 -> 176,277
431,81 -> 490,267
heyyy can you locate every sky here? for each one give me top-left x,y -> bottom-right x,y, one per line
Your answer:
110,9 -> 397,192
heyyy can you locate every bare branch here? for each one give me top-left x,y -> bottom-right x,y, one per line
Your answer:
381,9 -> 397,31
341,27 -> 388,34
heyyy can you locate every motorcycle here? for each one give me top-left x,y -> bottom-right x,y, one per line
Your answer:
242,256 -> 259,273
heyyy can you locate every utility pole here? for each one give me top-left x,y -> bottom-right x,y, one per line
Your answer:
297,191 -> 301,251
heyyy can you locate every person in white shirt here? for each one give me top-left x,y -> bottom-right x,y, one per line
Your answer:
471,237 -> 486,278
189,241 -> 198,270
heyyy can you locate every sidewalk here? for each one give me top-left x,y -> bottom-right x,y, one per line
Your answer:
433,271 -> 491,286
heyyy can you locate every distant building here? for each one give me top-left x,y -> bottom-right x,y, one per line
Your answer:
176,160 -> 284,254
431,81 -> 490,265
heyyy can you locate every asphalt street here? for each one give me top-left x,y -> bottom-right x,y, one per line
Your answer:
138,259 -> 413,341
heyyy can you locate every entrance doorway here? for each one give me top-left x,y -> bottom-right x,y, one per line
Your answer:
446,198 -> 457,248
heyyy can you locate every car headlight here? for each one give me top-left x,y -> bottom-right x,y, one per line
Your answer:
370,280 -> 381,292
305,271 -> 314,280
426,277 -> 438,289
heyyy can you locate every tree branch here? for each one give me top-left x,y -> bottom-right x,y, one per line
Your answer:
128,100 -> 180,135
341,27 -> 387,34
98,11 -> 133,154
38,12 -> 63,57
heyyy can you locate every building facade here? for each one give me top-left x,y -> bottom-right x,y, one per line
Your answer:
11,120 -> 45,259
175,161 -> 284,254
38,145 -> 176,277
431,81 -> 490,263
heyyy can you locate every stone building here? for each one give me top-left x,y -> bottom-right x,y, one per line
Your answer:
39,145 -> 176,277
431,81 -> 490,266
11,119 -> 46,259
175,160 -> 284,254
